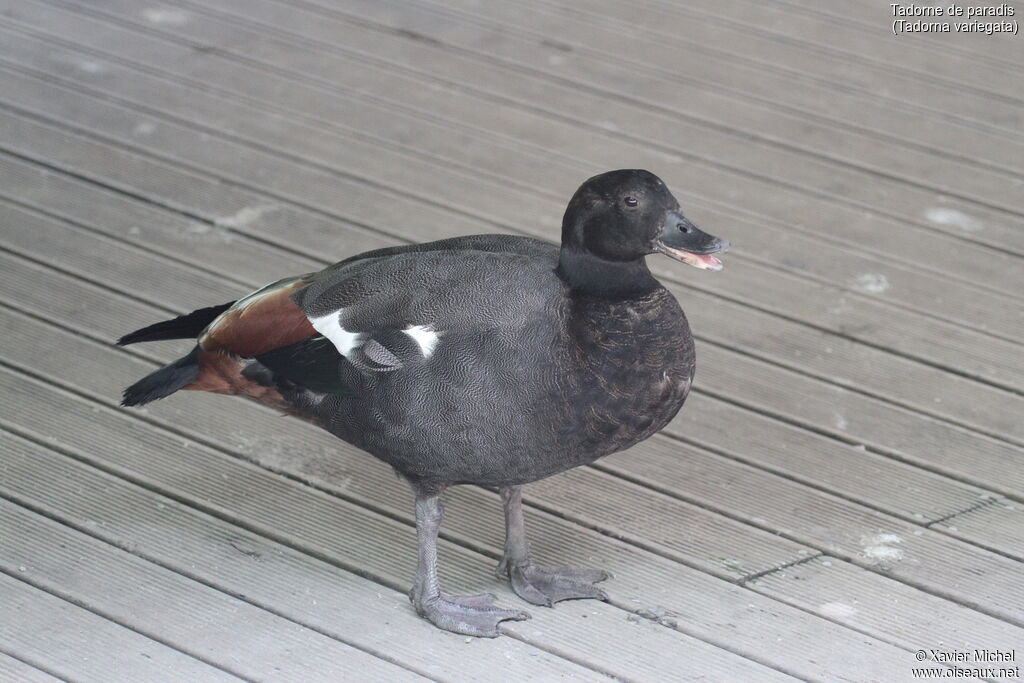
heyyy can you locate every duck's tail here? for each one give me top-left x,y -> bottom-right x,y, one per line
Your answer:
116,302 -> 234,346
121,346 -> 201,407
118,302 -> 234,407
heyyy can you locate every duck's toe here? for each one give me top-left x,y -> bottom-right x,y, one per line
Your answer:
502,562 -> 611,607
412,593 -> 530,637
439,591 -> 499,609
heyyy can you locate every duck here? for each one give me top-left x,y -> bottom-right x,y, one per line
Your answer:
118,169 -> 729,637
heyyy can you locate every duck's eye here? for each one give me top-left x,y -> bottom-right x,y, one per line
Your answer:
623,196 -> 638,207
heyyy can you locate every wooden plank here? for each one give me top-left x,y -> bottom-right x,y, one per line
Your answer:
592,436 -> 1024,628
0,501 -> 427,683
931,502 -> 1024,563
0,375 -> 797,682
223,0 -> 1024,228
67,0 -> 1024,231
4,263 -> 1023,632
0,653 -> 64,683
0,156 -> 322,285
425,0 -> 1024,189
760,0 -> 1024,64
752,556 -> 1024,663
151,0 -> 1024,175
0,148 -> 379,284
0,573 -> 241,683
454,0 -> 1024,117
7,3 -> 1024,298
691,342 -> 1024,497
2,146 -> 1022,503
3,71 -> 1024,444
0,434 -> 608,682
12,4 -> 1024,327
666,393 -> 989,524
534,0 -> 1023,97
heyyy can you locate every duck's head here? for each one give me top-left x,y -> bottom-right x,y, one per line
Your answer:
561,169 -> 729,271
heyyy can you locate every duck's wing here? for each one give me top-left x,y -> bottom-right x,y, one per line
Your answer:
198,235 -> 555,355
197,237 -> 559,397
292,246 -> 561,375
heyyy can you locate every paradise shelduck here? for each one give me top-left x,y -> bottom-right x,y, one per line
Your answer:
119,169 -> 729,636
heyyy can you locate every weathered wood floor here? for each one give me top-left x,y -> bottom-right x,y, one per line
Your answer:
0,0 -> 1022,680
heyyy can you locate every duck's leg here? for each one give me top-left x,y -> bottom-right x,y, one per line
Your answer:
497,485 -> 611,606
409,488 -> 530,637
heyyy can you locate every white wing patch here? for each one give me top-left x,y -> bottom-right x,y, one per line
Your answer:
309,310 -> 363,358
309,312 -> 439,367
404,325 -> 440,358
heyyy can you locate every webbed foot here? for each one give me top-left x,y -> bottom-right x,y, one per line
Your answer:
499,560 -> 610,606
410,589 -> 530,637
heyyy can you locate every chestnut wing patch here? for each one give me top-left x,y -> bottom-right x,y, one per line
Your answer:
199,277 -> 316,358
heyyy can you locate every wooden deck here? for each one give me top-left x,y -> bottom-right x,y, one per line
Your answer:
0,0 -> 1021,680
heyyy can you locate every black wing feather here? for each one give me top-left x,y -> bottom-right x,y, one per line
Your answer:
255,335 -> 354,395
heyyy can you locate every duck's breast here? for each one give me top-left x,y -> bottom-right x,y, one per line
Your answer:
558,288 -> 695,459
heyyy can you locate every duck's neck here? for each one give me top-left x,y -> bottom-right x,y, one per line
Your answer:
556,248 -> 660,299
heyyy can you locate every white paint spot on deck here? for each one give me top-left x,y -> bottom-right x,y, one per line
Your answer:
214,204 -> 281,229
861,533 -> 904,565
851,273 -> 890,294
820,602 -> 857,619
835,415 -> 849,431
77,60 -> 105,74
183,222 -> 232,244
143,8 -> 190,25
132,121 -> 157,136
924,207 -> 982,231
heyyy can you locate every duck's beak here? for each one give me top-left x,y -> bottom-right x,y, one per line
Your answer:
654,210 -> 730,271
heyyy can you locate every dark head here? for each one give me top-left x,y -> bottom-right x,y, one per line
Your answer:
558,170 -> 729,295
